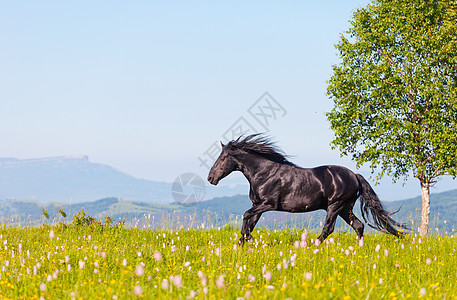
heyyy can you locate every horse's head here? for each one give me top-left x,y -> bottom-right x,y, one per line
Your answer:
207,142 -> 238,185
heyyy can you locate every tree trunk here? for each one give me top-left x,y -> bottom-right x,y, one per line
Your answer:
419,180 -> 430,237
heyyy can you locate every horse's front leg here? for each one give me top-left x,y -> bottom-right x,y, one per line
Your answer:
238,213 -> 261,245
239,215 -> 250,245
249,213 -> 262,234
239,204 -> 272,245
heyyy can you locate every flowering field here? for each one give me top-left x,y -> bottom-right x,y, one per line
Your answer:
0,223 -> 455,299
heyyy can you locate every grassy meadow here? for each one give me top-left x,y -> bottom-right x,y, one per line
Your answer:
0,218 -> 456,299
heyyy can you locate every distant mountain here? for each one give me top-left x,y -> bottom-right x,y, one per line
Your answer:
0,156 -> 248,203
0,156 -> 169,203
2,188 -> 456,231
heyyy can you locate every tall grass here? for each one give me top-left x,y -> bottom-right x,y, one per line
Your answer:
0,220 -> 455,299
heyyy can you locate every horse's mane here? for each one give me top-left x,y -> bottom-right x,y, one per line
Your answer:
227,134 -> 296,166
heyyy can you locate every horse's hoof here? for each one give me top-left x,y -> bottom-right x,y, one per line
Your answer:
238,238 -> 245,246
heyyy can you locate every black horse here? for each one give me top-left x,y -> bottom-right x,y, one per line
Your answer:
208,134 -> 407,245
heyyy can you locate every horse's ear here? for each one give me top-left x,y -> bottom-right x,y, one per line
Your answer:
226,142 -> 235,151
220,141 -> 225,148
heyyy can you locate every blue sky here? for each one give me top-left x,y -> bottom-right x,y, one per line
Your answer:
1,1 -> 454,200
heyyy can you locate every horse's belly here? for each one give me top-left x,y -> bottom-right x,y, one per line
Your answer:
279,195 -> 324,212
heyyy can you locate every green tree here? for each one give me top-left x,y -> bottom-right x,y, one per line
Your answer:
327,0 -> 457,236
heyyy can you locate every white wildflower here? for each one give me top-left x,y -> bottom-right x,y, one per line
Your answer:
153,251 -> 162,262
216,275 -> 225,288
305,272 -> 312,281
133,285 -> 142,296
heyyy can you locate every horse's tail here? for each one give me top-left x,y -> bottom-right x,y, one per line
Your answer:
355,174 -> 408,237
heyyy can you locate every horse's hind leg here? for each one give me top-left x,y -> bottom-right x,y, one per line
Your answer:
339,206 -> 364,239
317,204 -> 341,244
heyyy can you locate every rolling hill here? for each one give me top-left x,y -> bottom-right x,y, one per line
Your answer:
383,188 -> 457,231
1,188 -> 456,232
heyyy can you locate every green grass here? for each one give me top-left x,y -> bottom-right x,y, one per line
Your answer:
0,224 -> 455,299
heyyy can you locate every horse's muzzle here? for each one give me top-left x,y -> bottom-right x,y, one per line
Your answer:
207,175 -> 219,185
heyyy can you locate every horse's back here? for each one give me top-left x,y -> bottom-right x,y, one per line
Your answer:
309,165 -> 359,200
310,165 -> 356,178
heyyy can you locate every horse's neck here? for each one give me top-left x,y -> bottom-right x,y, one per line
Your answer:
235,152 -> 277,184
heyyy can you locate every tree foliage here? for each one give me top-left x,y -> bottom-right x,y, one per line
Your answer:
327,0 -> 457,184
327,0 -> 457,235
